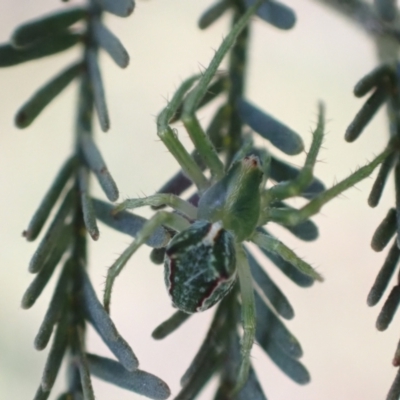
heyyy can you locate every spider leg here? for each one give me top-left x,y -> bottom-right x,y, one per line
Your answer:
250,230 -> 324,282
103,211 -> 191,313
262,147 -> 391,227
180,109 -> 224,182
158,76 -> 210,192
263,102 -> 325,204
232,243 -> 256,394
113,193 -> 197,221
259,102 -> 393,227
180,14 -> 259,181
157,0 -> 264,187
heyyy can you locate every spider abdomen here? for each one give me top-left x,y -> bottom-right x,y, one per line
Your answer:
164,220 -> 236,313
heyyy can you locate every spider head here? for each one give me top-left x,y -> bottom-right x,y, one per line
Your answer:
164,220 -> 236,313
198,154 -> 264,241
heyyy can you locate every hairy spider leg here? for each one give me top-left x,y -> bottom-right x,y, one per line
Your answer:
259,104 -> 392,229
180,109 -> 224,182
250,230 -> 323,282
264,147 -> 392,228
232,243 -> 256,394
103,211 -> 190,313
113,193 -> 198,221
180,1 -> 266,181
157,0 -> 265,189
157,76 -> 210,193
261,102 -> 326,214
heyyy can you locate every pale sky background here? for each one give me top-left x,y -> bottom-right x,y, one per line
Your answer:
0,1 -> 399,399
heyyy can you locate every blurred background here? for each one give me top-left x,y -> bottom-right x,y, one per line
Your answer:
0,0 -> 398,399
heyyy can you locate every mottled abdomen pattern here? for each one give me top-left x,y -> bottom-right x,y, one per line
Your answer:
164,220 -> 236,313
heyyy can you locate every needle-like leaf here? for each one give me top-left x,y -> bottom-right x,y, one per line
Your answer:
80,133 -> 118,201
371,208 -> 397,252
86,48 -> 110,132
354,64 -> 393,97
29,190 -> 74,273
22,229 -> 71,309
11,8 -> 86,48
368,240 -> 400,307
93,198 -> 169,247
41,311 -> 69,391
92,20 -> 129,68
80,267 -> 138,371
95,0 -> 135,17
78,166 -> 99,240
198,1 -> 230,30
245,0 -> 296,29
23,157 -> 76,241
376,285 -> 400,331
0,33 -> 81,67
16,62 -> 82,128
238,99 -> 304,155
34,259 -> 72,350
87,354 -> 170,399
247,249 -> 294,319
368,151 -> 396,207
254,291 -> 302,359
345,85 -> 387,142
152,311 -> 191,340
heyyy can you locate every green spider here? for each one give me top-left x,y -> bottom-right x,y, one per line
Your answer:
102,0 -> 391,392
102,1 -> 322,387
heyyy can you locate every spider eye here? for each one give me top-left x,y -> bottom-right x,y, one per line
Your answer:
243,154 -> 261,168
164,220 -> 236,313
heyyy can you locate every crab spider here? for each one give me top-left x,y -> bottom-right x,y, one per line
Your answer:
102,0 -> 391,392
104,103 -> 325,390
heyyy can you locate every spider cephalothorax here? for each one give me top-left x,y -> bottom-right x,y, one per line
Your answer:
197,154 -> 263,241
